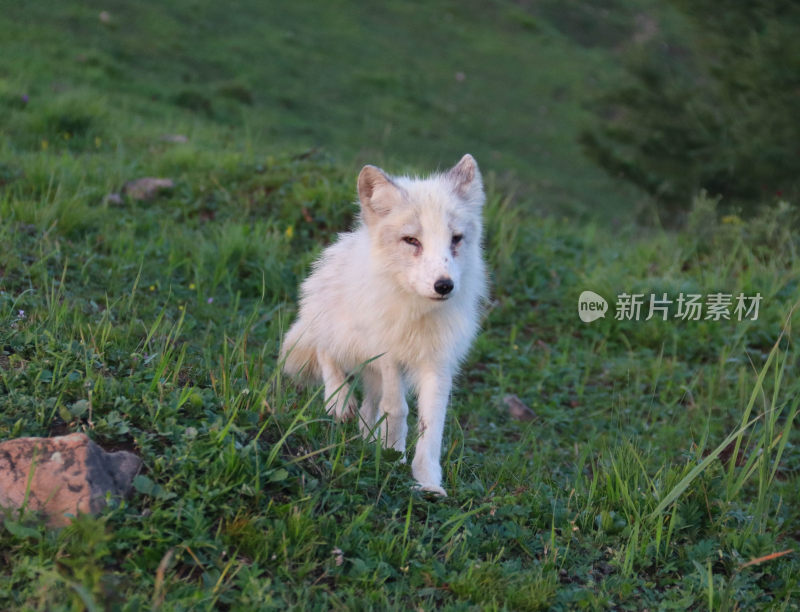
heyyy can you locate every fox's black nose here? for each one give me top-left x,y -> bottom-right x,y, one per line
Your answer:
434,278 -> 454,296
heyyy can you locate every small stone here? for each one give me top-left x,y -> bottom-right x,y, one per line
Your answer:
161,134 -> 188,144
0,433 -> 141,527
106,192 -> 123,206
123,178 -> 174,201
502,394 -> 536,421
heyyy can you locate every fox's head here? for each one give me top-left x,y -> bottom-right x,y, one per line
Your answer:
357,154 -> 485,302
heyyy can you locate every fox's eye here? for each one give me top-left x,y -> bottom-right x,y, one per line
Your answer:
451,234 -> 463,246
403,236 -> 421,248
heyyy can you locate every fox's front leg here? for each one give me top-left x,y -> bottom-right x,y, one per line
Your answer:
377,359 -> 408,454
411,367 -> 452,496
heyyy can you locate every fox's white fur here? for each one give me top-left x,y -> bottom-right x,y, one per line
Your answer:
280,154 -> 487,495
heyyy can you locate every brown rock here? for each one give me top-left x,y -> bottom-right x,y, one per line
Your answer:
502,394 -> 537,421
0,433 -> 141,527
123,177 -> 174,201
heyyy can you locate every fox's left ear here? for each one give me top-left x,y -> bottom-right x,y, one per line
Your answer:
447,154 -> 484,206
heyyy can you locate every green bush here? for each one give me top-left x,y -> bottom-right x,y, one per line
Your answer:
582,0 -> 800,222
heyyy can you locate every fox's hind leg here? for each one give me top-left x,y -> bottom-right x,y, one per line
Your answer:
317,349 -> 357,421
358,367 -> 381,440
377,359 -> 409,454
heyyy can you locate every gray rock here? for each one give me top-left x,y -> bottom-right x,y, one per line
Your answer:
161,134 -> 189,143
123,177 -> 174,201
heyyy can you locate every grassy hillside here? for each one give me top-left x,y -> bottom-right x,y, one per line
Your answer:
0,0 -> 661,217
1,1 -> 799,609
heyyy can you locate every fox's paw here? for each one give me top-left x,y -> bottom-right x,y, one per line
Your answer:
411,458 -> 444,496
326,393 -> 358,422
414,483 -> 447,497
339,395 -> 358,421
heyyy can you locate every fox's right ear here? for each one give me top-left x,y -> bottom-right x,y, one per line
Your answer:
358,165 -> 404,224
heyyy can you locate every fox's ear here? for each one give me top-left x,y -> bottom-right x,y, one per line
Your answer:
447,154 -> 484,205
358,165 -> 403,224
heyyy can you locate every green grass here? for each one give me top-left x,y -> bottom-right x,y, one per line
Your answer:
0,0 -> 663,218
1,1 -> 800,609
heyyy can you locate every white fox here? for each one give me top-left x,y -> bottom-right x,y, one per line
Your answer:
281,154 -> 487,495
